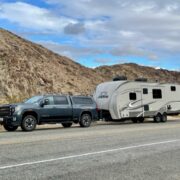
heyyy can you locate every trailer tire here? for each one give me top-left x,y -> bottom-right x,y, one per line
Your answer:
3,124 -> 18,131
161,113 -> 167,123
154,113 -> 162,123
61,123 -> 72,128
21,115 -> 37,131
79,113 -> 92,127
138,117 -> 144,123
132,119 -> 138,123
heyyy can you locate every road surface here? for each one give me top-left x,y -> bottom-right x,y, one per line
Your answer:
0,119 -> 180,180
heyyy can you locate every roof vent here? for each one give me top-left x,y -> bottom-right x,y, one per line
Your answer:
113,76 -> 127,81
135,78 -> 148,82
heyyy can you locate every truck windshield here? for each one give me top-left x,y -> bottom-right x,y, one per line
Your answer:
24,96 -> 43,104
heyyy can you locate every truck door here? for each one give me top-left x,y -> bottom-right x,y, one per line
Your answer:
39,96 -> 57,122
53,96 -> 73,122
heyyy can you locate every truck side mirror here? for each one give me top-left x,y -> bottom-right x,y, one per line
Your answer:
40,99 -> 49,107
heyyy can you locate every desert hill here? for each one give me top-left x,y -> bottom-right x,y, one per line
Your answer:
0,28 -> 180,103
0,28 -> 104,103
96,63 -> 180,83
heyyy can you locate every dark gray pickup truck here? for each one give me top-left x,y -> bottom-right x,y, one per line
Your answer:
0,95 -> 98,131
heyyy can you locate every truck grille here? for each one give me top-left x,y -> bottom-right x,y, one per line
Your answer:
0,106 -> 11,117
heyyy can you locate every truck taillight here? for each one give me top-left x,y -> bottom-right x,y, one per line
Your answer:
96,104 -> 99,112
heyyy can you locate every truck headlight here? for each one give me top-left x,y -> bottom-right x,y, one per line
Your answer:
11,106 -> 20,114
11,107 -> 16,114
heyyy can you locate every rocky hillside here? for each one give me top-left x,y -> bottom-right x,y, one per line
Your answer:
96,63 -> 180,83
0,28 -> 180,103
0,28 -> 104,103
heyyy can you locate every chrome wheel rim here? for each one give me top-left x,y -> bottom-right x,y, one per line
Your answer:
25,117 -> 35,129
82,115 -> 90,126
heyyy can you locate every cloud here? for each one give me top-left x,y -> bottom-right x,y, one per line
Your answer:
1,0 -> 180,68
111,45 -> 158,60
39,41 -> 104,59
44,0 -> 180,60
64,23 -> 85,35
0,2 -> 74,32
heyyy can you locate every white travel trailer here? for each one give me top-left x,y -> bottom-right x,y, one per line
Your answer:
94,78 -> 180,123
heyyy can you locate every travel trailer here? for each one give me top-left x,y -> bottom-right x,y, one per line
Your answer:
93,77 -> 180,123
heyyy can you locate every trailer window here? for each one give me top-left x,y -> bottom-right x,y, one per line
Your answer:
129,93 -> 137,100
153,89 -> 162,99
143,88 -> 148,94
171,86 -> 176,91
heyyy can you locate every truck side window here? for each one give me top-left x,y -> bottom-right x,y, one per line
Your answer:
171,86 -> 176,91
72,97 -> 93,104
54,96 -> 69,105
44,96 -> 54,105
129,93 -> 137,100
153,89 -> 162,99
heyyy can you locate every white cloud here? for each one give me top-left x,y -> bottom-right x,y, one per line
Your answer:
0,2 -> 75,31
39,41 -> 104,59
1,0 -> 180,66
44,0 -> 180,62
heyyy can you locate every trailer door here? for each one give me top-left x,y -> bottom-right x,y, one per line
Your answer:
127,90 -> 143,118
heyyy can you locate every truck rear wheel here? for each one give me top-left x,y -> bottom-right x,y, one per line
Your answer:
3,123 -> 18,131
21,115 -> 37,131
154,113 -> 162,123
61,123 -> 72,128
79,113 -> 92,127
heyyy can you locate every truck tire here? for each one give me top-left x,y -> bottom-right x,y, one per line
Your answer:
79,113 -> 92,127
61,123 -> 72,128
21,115 -> 37,131
161,113 -> 167,123
3,123 -> 18,131
154,113 -> 162,123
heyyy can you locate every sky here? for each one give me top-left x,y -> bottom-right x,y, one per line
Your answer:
0,0 -> 180,70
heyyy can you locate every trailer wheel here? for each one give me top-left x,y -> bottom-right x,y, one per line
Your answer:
154,113 -> 162,123
161,113 -> 167,123
21,115 -> 37,131
138,117 -> 144,123
3,123 -> 18,131
132,119 -> 138,123
61,123 -> 72,128
79,113 -> 92,127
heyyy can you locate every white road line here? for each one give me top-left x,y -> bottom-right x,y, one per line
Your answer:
0,139 -> 179,170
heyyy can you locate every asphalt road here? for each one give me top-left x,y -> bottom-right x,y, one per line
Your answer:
0,118 -> 180,180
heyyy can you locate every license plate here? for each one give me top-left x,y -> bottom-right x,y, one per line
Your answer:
0,118 -> 3,122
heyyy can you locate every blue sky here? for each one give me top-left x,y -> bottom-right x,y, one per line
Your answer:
0,0 -> 180,70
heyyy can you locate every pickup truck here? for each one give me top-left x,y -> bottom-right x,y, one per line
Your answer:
0,94 -> 98,131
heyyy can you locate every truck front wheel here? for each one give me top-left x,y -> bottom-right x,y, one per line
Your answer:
3,123 -> 18,131
79,113 -> 92,127
21,115 -> 37,131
